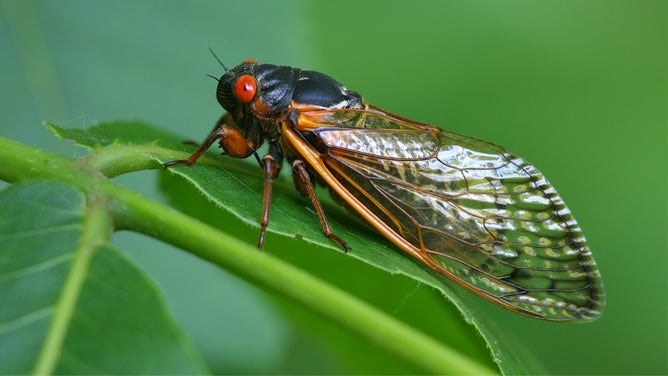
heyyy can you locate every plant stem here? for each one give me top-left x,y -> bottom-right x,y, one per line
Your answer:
113,186 -> 494,375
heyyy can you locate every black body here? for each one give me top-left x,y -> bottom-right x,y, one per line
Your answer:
217,63 -> 364,126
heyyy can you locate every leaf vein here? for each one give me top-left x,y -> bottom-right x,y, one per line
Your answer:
0,253 -> 73,281
0,306 -> 53,334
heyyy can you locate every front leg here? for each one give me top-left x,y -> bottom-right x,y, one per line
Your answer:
163,113 -> 254,168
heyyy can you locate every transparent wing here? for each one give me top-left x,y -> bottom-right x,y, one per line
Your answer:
296,106 -> 605,321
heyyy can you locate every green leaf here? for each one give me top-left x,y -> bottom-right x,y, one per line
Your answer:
46,121 -> 186,151
156,142 -> 535,374
153,132 -> 541,374
47,120 -> 545,374
0,180 -> 207,374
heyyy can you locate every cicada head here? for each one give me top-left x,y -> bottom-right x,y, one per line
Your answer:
216,60 -> 302,121
215,60 -> 305,152
215,60 -> 257,120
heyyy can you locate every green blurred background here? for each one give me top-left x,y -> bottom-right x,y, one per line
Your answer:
1,0 -> 666,374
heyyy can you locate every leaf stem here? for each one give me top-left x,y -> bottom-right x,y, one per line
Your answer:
113,186 -> 494,374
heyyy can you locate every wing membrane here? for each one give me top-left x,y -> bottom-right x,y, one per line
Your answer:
294,106 -> 605,321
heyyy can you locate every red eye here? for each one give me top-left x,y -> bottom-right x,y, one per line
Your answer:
234,74 -> 257,104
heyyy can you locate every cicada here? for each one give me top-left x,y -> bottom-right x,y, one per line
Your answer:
165,58 -> 605,322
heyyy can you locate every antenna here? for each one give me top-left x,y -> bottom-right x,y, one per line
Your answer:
208,46 -> 228,72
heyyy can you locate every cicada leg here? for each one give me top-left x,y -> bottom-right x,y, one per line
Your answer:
164,113 -> 255,168
291,160 -> 350,252
163,114 -> 229,168
258,154 -> 280,249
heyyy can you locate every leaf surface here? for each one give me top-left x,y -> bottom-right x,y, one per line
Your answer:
0,180 -> 207,374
